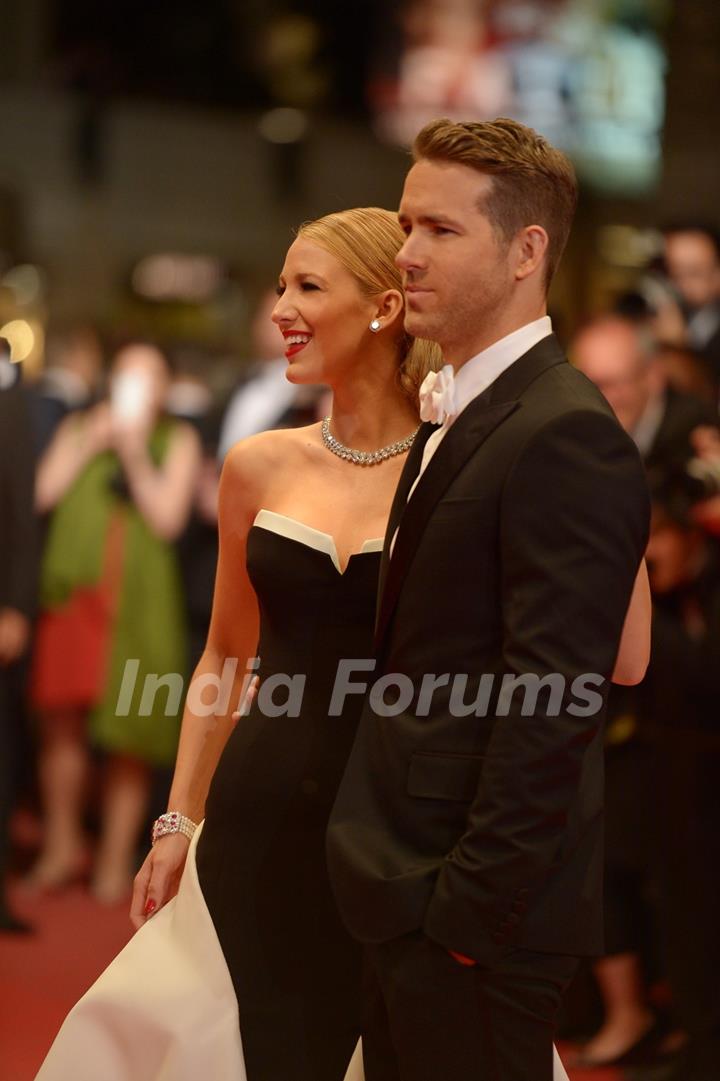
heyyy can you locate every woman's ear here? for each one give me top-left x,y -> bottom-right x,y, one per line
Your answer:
373,289 -> 405,329
514,226 -> 549,282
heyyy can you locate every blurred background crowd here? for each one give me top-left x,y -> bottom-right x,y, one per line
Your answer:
1,2 -> 720,1080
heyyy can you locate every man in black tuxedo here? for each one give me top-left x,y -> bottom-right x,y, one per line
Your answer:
327,118 -> 650,1080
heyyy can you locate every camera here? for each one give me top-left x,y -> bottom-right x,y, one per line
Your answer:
686,455 -> 720,499
110,369 -> 153,425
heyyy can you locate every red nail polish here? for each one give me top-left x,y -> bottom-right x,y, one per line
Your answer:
144,899 -> 156,916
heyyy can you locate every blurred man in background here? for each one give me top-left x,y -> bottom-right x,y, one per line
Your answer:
0,368 -> 38,933
572,314 -> 718,490
663,224 -> 720,385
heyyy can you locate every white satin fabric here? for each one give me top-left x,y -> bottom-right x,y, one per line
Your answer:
35,822 -> 246,1081
33,824 -> 568,1081
253,510 -> 384,574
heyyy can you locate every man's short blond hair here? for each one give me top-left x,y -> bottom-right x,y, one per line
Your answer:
413,118 -> 578,289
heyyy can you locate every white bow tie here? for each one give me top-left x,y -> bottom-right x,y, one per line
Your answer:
419,364 -> 457,425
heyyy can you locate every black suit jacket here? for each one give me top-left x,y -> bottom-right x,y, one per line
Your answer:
327,335 -> 650,965
0,383 -> 38,619
694,312 -> 720,388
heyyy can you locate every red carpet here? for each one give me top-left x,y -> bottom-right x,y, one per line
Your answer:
0,879 -> 620,1081
0,880 -> 133,1080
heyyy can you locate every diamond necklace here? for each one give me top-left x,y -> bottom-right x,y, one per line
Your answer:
320,416 -> 420,466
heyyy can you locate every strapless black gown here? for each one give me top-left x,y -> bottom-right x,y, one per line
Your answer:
196,516 -> 380,1081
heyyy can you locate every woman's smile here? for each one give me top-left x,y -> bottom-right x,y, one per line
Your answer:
282,331 -> 313,359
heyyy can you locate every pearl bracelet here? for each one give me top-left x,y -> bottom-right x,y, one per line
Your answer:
151,811 -> 197,846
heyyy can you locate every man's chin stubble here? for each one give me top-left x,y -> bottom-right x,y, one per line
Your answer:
405,312 -> 437,340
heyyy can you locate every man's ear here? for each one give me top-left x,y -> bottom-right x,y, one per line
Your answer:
514,226 -> 549,282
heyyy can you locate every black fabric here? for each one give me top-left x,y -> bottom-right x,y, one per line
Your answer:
643,386 -> 719,491
640,577 -> 720,1056
328,336 -> 651,973
0,383 -> 37,903
599,563 -> 720,1063
601,737 -> 657,957
601,385 -> 720,963
362,932 -> 577,1081
0,661 -> 31,882
0,384 -> 38,618
196,526 -> 379,1081
694,317 -> 720,389
29,391 -> 71,458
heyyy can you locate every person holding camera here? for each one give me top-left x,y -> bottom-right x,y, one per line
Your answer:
27,342 -> 201,903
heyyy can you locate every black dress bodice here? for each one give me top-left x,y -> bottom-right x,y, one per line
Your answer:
247,523 -> 380,719
195,522 -> 380,1081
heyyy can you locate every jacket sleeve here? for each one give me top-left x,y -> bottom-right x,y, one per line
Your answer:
424,408 -> 651,963
0,386 -> 39,618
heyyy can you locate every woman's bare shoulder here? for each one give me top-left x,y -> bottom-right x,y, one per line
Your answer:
224,424 -> 320,479
220,425 -> 320,516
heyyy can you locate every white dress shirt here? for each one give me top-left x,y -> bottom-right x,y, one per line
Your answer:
389,317 -> 553,558
410,315 -> 553,497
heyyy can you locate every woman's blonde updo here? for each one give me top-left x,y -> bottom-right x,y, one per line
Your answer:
297,207 -> 442,403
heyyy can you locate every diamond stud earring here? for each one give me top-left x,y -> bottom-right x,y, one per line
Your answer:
369,319 -> 381,332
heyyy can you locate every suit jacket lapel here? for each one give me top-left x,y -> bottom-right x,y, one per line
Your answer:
376,421 -> 437,615
374,334 -> 568,651
374,400 -> 518,648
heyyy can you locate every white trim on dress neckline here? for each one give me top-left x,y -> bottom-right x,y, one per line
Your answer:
253,509 -> 384,574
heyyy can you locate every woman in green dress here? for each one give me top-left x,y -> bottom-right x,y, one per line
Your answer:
28,342 -> 202,902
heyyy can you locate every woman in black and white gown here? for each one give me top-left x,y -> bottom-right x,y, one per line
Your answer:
35,208 -> 649,1081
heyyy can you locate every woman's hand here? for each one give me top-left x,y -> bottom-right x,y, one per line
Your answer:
129,833 -> 191,931
111,415 -> 152,468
